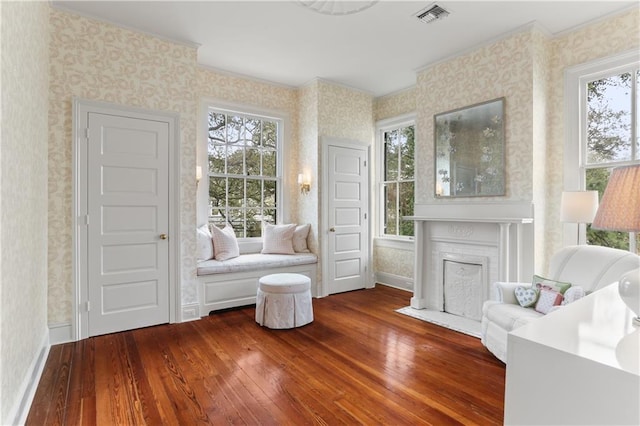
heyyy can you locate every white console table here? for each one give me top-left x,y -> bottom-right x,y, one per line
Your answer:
504,283 -> 640,425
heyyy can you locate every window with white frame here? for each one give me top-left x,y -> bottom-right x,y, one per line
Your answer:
377,118 -> 415,238
206,107 -> 282,238
567,51 -> 639,252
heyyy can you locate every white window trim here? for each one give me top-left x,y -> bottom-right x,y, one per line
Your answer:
375,112 -> 416,242
198,99 -> 290,243
564,49 -> 640,246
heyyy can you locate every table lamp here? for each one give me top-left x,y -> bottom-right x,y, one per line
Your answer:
560,190 -> 599,245
592,164 -> 640,326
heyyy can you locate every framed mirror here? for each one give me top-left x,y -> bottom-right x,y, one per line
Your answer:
434,98 -> 505,197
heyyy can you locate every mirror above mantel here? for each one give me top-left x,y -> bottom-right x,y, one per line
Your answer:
434,98 -> 506,198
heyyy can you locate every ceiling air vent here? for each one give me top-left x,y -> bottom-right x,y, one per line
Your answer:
415,4 -> 450,24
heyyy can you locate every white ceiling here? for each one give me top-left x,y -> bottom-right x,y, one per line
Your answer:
52,1 -> 637,97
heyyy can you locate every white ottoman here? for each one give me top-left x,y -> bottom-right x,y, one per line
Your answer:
255,273 -> 313,329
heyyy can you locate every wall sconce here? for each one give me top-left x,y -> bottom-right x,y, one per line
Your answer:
298,173 -> 310,195
196,166 -> 203,186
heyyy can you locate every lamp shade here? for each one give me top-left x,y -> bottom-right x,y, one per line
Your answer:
560,191 -> 599,223
592,164 -> 640,232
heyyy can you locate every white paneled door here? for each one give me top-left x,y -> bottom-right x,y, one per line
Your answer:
86,112 -> 170,336
327,143 -> 369,294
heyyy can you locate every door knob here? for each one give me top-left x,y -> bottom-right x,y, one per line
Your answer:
159,233 -> 168,240
329,227 -> 335,232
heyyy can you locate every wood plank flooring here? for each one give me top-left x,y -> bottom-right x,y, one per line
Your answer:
27,285 -> 505,425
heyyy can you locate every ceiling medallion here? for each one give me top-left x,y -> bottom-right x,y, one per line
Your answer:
298,1 -> 379,16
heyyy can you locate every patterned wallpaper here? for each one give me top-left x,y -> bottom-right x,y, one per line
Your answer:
297,82 -> 320,254
373,245 -> 414,279
531,28 -> 553,272
48,9 -> 199,323
372,88 -> 417,280
1,1 -> 50,421
296,80 -> 374,289
543,8 -> 640,267
317,81 -> 374,288
48,8 -> 313,324
417,29 -> 535,206
317,80 -> 374,143
373,87 -> 416,122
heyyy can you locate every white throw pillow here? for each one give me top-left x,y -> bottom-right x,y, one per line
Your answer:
262,223 -> 296,254
561,286 -> 586,305
293,223 -> 311,253
196,224 -> 213,261
211,223 -> 239,261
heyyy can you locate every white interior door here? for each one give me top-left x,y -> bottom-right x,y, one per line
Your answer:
86,112 -> 170,336
326,143 -> 369,295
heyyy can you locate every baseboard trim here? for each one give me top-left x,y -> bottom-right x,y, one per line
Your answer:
49,322 -> 73,345
7,331 -> 50,426
375,272 -> 413,292
181,303 -> 200,322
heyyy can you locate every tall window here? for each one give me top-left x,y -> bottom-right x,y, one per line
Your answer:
579,59 -> 640,251
379,122 -> 415,238
207,108 -> 282,238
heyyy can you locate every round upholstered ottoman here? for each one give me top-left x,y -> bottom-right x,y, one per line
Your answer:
255,273 -> 313,329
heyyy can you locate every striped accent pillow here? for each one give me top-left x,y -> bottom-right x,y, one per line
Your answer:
262,224 -> 296,254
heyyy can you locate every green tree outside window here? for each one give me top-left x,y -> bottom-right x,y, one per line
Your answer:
207,110 -> 280,238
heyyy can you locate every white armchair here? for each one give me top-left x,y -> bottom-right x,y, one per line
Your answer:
481,245 -> 640,363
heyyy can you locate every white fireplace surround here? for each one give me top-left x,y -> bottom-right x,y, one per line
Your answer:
407,201 -> 534,313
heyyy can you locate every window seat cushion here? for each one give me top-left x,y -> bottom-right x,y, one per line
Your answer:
197,253 -> 318,276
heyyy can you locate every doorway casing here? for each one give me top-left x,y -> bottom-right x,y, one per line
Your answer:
72,98 -> 181,341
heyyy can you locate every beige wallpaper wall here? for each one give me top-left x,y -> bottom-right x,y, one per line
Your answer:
296,80 -> 374,289
48,9 -> 310,325
373,247 -> 414,281
417,29 -> 536,206
531,29 -> 553,270
543,8 -> 640,265
317,80 -> 374,143
297,82 -> 320,254
372,88 -> 417,281
373,87 -> 417,122
373,8 -> 639,277
1,1 -> 50,421
48,9 -> 199,323
317,81 -> 374,287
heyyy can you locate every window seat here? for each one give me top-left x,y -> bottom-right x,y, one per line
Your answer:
197,253 -> 317,276
197,252 -> 318,316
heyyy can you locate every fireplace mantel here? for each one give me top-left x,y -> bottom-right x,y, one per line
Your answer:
406,216 -> 533,224
406,204 -> 534,311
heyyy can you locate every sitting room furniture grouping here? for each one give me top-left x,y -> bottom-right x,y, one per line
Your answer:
196,222 -> 318,316
481,244 -> 640,363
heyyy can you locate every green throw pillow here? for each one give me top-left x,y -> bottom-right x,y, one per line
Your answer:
532,275 -> 572,294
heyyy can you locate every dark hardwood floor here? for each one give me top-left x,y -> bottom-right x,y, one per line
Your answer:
27,285 -> 505,425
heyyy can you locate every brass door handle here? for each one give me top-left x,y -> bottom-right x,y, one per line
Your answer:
329,227 -> 335,232
159,233 -> 168,240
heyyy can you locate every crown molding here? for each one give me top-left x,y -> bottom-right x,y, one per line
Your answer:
51,4 -> 201,49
